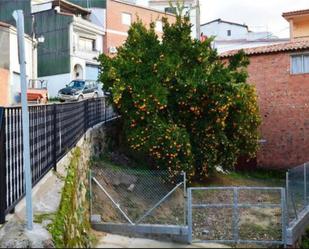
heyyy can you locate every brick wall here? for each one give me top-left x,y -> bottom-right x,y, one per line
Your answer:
105,0 -> 176,55
0,68 -> 9,106
246,51 -> 309,169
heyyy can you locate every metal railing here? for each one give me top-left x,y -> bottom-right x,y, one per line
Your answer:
187,187 -> 287,246
286,162 -> 309,222
0,97 -> 118,223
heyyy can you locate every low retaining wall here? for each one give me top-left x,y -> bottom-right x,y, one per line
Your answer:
92,220 -> 189,243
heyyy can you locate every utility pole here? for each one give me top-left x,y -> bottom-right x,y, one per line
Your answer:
13,10 -> 33,231
195,0 -> 200,40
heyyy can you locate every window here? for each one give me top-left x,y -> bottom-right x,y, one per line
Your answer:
122,12 -> 132,26
155,20 -> 163,32
164,7 -> 177,14
78,37 -> 95,51
291,54 -> 309,74
227,30 -> 231,36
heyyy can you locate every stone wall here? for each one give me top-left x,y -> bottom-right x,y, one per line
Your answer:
49,121 -> 113,248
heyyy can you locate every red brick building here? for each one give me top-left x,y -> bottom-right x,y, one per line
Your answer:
104,0 -> 176,55
221,37 -> 309,170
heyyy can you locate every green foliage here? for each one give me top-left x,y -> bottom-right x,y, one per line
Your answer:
301,228 -> 309,249
49,148 -> 93,248
99,14 -> 261,179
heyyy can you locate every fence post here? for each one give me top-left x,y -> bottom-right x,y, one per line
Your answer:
104,97 -> 107,122
233,188 -> 239,243
286,171 -> 289,217
84,99 -> 89,131
0,108 -> 6,224
89,169 -> 92,218
304,163 -> 307,207
187,188 -> 192,244
281,188 -> 287,247
53,104 -> 57,171
182,171 -> 187,226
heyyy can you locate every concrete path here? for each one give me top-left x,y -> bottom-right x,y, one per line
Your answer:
95,233 -> 230,248
0,163 -> 67,248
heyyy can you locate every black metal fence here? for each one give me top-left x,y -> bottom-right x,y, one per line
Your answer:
0,97 -> 117,223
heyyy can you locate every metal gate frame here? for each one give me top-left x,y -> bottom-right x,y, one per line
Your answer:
91,170 -> 187,226
187,187 -> 287,246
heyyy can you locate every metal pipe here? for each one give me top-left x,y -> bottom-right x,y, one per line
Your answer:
187,188 -> 193,244
286,171 -> 289,215
281,188 -> 287,248
183,171 -> 187,226
233,188 -> 239,243
89,170 -> 92,217
304,163 -> 307,207
13,10 -> 33,231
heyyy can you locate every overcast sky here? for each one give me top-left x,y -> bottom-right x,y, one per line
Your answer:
136,0 -> 309,38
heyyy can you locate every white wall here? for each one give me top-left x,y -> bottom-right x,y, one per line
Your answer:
89,8 -> 106,29
39,73 -> 71,98
9,28 -> 35,104
201,21 -> 248,40
148,1 -> 197,38
96,34 -> 103,52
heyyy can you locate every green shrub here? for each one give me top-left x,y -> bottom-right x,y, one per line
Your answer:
99,14 -> 261,179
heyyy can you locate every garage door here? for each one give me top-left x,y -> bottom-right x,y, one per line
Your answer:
86,64 -> 99,81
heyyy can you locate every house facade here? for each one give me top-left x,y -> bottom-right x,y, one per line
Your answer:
221,10 -> 309,169
0,21 -> 36,106
103,0 -> 176,56
201,18 -> 250,41
32,0 -> 105,97
71,0 -> 176,56
283,9 -> 309,40
202,19 -> 288,53
148,0 -> 198,38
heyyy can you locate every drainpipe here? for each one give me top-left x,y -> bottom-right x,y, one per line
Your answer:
31,15 -> 37,81
195,0 -> 200,40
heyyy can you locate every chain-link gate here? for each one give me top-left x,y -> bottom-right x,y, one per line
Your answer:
90,165 -> 186,226
187,187 -> 287,247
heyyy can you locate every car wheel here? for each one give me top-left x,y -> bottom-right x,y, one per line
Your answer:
60,99 -> 65,103
78,95 -> 84,101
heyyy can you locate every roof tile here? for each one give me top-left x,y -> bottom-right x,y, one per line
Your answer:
220,39 -> 309,57
282,9 -> 309,18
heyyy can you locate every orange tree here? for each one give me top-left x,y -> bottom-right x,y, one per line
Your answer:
98,16 -> 261,179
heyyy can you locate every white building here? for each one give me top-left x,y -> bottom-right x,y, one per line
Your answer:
32,0 -> 105,97
148,0 -> 199,38
201,18 -> 249,40
0,21 -> 37,105
201,19 -> 288,53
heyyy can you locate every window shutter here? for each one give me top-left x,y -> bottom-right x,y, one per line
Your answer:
291,56 -> 303,74
303,55 -> 309,73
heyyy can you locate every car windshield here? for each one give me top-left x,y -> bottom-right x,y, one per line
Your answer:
68,81 -> 85,89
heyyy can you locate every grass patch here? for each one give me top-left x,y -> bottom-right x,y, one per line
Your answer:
301,227 -> 309,249
91,153 -> 151,172
195,169 -> 285,188
34,213 -> 55,224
